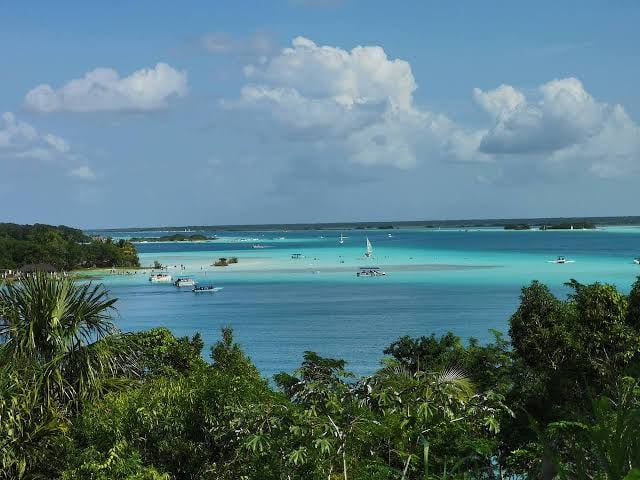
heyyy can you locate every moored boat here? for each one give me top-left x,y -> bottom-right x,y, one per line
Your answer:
549,256 -> 575,264
175,277 -> 196,287
634,257 -> 640,265
149,273 -> 172,282
357,267 -> 386,277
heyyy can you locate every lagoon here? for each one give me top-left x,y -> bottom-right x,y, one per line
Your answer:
89,226 -> 640,379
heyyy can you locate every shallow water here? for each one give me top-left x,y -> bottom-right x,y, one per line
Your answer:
90,227 -> 640,379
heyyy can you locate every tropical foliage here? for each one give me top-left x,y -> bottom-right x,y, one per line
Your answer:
0,223 -> 139,270
2,274 -> 640,478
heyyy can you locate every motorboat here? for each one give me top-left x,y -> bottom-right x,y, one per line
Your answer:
634,257 -> 640,265
339,233 -> 345,244
252,244 -> 268,249
357,267 -> 386,277
291,253 -> 304,259
149,273 -> 172,283
549,256 -> 575,264
193,285 -> 223,293
175,277 -> 196,287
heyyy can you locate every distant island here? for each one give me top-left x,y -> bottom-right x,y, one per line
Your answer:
0,223 -> 139,271
130,234 -> 218,243
89,216 -> 640,233
504,224 -> 532,230
540,222 -> 596,230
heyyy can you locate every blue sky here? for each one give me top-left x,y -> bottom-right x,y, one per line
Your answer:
1,1 -> 639,228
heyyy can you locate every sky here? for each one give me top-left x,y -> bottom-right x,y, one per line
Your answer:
1,1 -> 639,228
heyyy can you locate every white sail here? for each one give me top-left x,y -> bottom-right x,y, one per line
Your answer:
365,237 -> 373,257
339,233 -> 344,244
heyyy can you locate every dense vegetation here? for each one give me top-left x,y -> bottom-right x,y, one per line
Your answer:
504,224 -> 531,230
129,234 -> 217,242
2,274 -> 640,478
0,223 -> 139,270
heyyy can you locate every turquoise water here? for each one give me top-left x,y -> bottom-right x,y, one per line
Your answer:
90,227 -> 640,379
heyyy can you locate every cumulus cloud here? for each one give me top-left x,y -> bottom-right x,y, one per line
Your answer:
476,78 -> 607,154
474,77 -> 640,177
226,37 -> 477,169
25,63 -> 188,113
0,112 -> 95,180
473,84 -> 525,120
222,37 -> 638,180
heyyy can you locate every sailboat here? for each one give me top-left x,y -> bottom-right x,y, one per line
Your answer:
364,237 -> 373,257
339,233 -> 344,244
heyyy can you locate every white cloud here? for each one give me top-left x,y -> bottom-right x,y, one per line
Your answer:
25,63 -> 188,113
247,36 -> 416,111
475,78 -> 607,154
0,112 -> 95,180
226,37 -> 477,169
68,165 -> 96,180
0,112 -> 38,147
223,37 -> 638,180
473,84 -> 525,120
474,78 -> 640,177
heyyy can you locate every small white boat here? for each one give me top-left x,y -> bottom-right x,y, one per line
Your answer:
548,256 -> 575,264
339,233 -> 345,244
364,237 -> 373,258
357,267 -> 386,277
149,273 -> 172,283
388,233 -> 393,238
252,244 -> 268,249
193,285 -> 223,293
634,258 -> 640,265
175,277 -> 196,287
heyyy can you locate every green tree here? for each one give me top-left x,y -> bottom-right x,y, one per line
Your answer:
0,274 -> 137,411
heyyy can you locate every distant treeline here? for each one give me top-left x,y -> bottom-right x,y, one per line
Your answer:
130,234 -> 218,242
504,224 -> 532,230
504,222 -> 597,230
91,216 -> 640,233
0,223 -> 139,270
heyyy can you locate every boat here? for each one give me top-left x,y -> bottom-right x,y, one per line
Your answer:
192,285 -> 223,293
252,244 -> 268,249
549,256 -> 575,264
174,277 -> 196,287
149,273 -> 172,282
357,267 -> 386,277
634,258 -> 640,265
364,237 -> 373,258
291,253 -> 304,259
339,233 -> 344,244
388,233 -> 393,238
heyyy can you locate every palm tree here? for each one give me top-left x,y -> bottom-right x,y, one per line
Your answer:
0,273 -> 137,411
